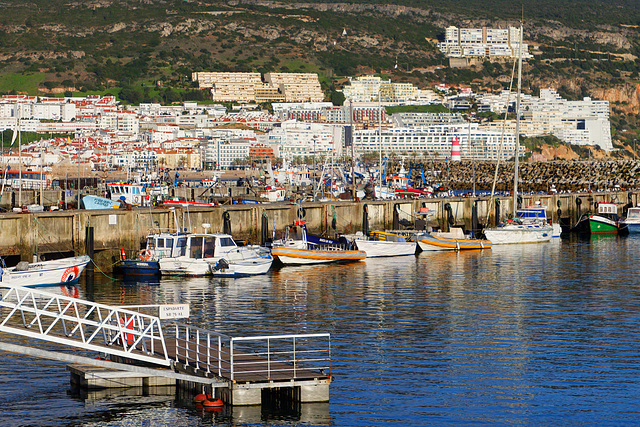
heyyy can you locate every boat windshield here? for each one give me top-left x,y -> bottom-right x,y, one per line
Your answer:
628,209 -> 640,219
175,237 -> 187,257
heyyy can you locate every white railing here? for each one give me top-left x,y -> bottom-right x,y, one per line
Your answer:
173,322 -> 331,382
0,286 -> 171,366
230,333 -> 331,381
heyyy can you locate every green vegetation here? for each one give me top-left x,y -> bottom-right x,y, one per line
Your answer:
1,0 -> 640,152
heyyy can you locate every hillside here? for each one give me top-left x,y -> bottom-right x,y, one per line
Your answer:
1,0 -> 640,157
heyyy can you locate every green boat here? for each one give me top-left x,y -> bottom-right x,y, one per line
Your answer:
571,202 -> 628,235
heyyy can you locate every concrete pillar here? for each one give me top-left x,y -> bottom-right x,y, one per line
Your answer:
299,383 -> 329,403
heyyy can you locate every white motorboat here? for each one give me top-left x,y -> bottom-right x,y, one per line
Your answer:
621,206 -> 640,234
348,231 -> 417,257
159,232 -> 272,277
0,255 -> 91,287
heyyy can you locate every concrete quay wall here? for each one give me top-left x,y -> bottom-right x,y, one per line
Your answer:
0,191 -> 635,272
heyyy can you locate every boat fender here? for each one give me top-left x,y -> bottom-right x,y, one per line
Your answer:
557,199 -> 562,208
194,393 -> 209,404
594,202 -> 599,209
139,249 -> 151,261
203,398 -> 223,407
297,206 -> 306,219
120,248 -> 126,261
576,198 -> 582,206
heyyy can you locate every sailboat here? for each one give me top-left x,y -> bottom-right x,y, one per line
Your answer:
0,113 -> 92,287
482,23 -> 553,245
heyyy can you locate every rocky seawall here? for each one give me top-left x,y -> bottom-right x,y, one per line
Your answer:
405,160 -> 640,193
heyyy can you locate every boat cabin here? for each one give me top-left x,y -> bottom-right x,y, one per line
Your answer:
597,202 -> 618,216
171,234 -> 238,260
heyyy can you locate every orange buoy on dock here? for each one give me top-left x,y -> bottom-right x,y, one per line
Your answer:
203,398 -> 223,408
194,393 -> 209,404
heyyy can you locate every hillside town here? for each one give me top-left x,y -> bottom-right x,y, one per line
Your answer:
0,71 -> 612,176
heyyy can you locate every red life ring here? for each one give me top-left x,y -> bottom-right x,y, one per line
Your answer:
120,248 -> 126,261
119,316 -> 135,345
145,194 -> 150,201
61,266 -> 80,282
139,249 -> 151,261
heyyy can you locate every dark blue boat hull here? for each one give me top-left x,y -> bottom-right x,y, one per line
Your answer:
118,259 -> 160,276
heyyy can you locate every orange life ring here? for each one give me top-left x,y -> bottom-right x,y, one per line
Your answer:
61,266 -> 80,282
120,248 -> 126,261
139,249 -> 151,261
119,316 -> 135,345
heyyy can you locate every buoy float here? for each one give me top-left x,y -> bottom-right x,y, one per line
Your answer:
194,393 -> 209,404
202,398 -> 223,408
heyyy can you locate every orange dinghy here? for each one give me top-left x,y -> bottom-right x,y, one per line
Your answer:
271,222 -> 366,265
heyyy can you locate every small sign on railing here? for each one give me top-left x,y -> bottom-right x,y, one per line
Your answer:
159,304 -> 190,319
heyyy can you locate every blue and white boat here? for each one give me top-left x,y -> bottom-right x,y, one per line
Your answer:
621,206 -> 640,233
158,232 -> 273,277
81,194 -> 122,210
118,231 -> 185,276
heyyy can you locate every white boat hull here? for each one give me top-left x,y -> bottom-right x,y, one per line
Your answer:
210,256 -> 273,277
354,240 -> 417,257
0,255 -> 91,287
484,224 -> 553,245
159,258 -> 212,276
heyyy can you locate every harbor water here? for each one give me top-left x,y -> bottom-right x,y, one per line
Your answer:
2,235 -> 640,426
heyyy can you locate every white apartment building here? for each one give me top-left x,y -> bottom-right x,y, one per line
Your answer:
475,88 -> 612,150
439,26 -> 532,59
99,110 -> 140,134
265,122 -> 341,158
200,137 -> 251,169
352,124 -> 520,161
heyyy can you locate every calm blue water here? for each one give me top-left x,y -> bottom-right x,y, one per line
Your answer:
2,235 -> 640,426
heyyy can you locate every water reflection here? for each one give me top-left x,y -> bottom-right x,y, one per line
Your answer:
4,237 -> 640,425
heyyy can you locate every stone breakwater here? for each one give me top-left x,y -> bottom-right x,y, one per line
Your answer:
411,160 -> 640,192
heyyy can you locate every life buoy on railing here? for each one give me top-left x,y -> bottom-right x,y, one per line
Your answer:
139,249 -> 151,261
119,316 -> 135,345
120,248 -> 126,261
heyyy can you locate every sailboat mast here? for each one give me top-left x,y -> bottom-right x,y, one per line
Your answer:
378,90 -> 382,196
513,23 -> 523,219
17,106 -> 22,207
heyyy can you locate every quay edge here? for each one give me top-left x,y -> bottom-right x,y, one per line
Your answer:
0,191 -> 635,271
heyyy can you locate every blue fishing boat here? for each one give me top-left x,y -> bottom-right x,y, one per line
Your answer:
81,195 -> 122,210
117,232 -> 186,276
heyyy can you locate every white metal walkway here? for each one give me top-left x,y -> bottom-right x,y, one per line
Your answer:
0,285 -> 331,388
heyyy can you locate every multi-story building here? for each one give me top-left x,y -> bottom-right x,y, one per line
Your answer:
438,26 -> 532,59
264,73 -> 324,103
353,124 -> 521,161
